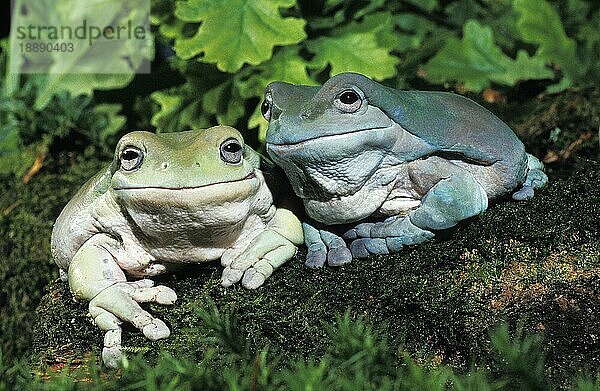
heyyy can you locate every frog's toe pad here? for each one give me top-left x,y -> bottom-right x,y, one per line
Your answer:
241,268 -> 266,289
221,267 -> 244,287
327,246 -> 352,266
512,186 -> 535,201
142,318 -> 170,340
102,346 -> 122,369
131,285 -> 177,305
350,238 -> 389,258
305,243 -> 327,268
102,329 -> 122,369
349,239 -> 370,258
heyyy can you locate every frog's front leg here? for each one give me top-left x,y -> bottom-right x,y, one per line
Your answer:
68,234 -> 177,368
345,164 -> 488,258
221,208 -> 303,289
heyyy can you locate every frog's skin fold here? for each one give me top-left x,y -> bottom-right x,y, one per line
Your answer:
262,72 -> 547,267
51,126 -> 303,368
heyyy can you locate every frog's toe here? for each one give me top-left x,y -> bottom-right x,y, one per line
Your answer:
91,306 -> 124,368
221,267 -> 244,287
349,239 -> 370,258
103,329 -> 123,369
349,238 -> 389,258
342,223 -> 374,240
130,285 -> 177,305
241,267 -> 266,289
91,283 -> 173,346
241,256 -> 279,289
142,318 -> 170,340
102,346 -> 122,369
364,238 -> 390,255
305,243 -> 327,268
305,251 -> 327,268
512,186 -> 535,201
326,243 -> 352,266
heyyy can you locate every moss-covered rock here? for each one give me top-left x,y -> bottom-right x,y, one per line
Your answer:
31,160 -> 599,384
0,155 -> 106,361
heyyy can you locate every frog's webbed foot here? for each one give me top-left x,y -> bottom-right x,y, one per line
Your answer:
89,279 -> 177,368
221,229 -> 297,289
343,216 -> 434,258
302,222 -> 352,268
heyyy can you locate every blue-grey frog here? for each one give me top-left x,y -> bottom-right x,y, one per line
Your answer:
51,126 -> 303,367
261,72 -> 547,267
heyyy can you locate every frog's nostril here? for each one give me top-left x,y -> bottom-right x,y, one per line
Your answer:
161,162 -> 168,169
195,162 -> 201,167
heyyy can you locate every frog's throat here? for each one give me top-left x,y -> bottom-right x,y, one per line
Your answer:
267,125 -> 393,147
112,171 -> 256,191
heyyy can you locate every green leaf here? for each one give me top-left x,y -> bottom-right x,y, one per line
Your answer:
174,0 -> 307,72
201,81 -> 246,126
92,104 -> 126,142
8,0 -> 154,109
151,87 -> 212,132
405,0 -> 438,12
237,47 -> 315,100
34,74 -> 134,111
423,20 -> 552,91
392,14 -> 440,52
444,0 -> 483,27
306,13 -> 399,80
513,0 -> 579,91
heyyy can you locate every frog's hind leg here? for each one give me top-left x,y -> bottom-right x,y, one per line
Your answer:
344,161 -> 488,258
302,222 -> 353,268
512,154 -> 548,201
68,234 -> 177,368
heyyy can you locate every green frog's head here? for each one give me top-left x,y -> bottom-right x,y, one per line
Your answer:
261,73 -> 402,201
110,126 -> 261,208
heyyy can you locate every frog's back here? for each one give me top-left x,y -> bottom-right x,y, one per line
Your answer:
379,88 -> 528,198
51,167 -> 112,272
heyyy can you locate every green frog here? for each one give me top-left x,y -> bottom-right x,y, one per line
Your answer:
51,125 -> 303,367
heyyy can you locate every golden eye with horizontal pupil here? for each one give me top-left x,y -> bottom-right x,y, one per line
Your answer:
334,89 -> 362,113
120,147 -> 144,171
220,138 -> 243,164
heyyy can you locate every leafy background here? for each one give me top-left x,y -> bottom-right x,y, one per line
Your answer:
2,0 -> 600,178
0,0 -> 599,388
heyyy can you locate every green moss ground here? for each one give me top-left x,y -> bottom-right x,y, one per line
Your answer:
30,160 -> 600,386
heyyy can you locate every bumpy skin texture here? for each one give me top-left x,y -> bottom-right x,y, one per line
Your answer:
262,72 -> 547,267
51,126 -> 303,368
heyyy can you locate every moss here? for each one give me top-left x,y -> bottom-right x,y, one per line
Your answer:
30,160 -> 600,386
0,154 -> 106,362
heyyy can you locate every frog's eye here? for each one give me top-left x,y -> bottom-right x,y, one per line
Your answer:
261,97 -> 272,121
334,89 -> 362,113
220,138 -> 243,164
120,146 -> 144,171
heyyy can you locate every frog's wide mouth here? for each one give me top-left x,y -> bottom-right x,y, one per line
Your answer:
112,171 -> 256,191
266,125 -> 392,147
